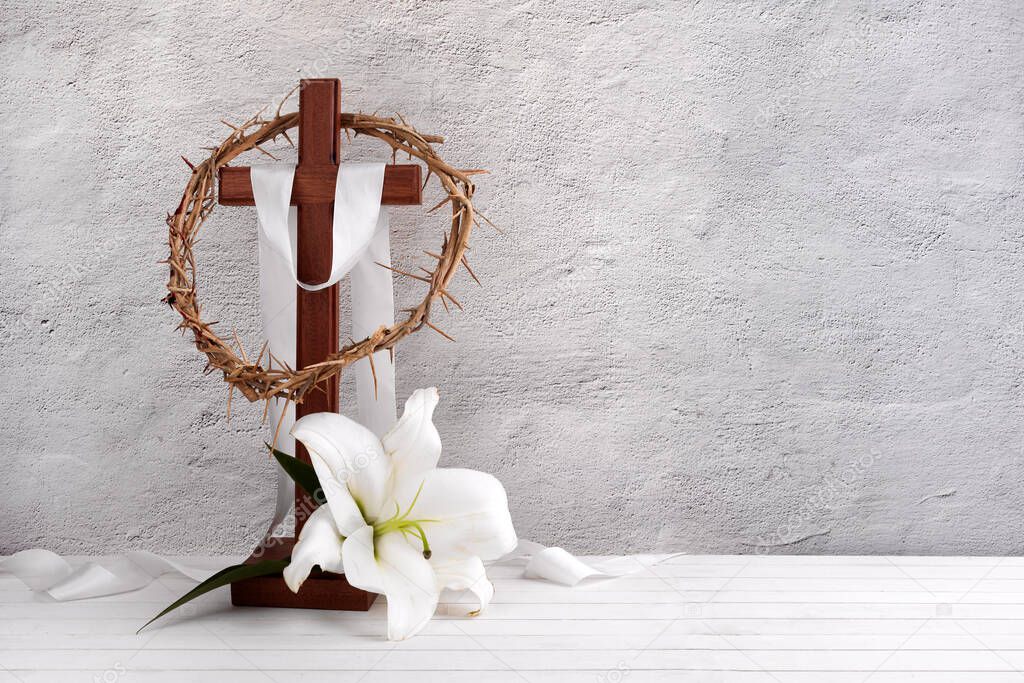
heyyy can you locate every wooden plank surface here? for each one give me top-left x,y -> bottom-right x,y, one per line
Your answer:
3,555 -> 1024,682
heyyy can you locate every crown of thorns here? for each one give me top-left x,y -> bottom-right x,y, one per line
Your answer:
165,91 -> 488,414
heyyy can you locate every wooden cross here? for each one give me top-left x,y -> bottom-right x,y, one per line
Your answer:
219,78 -> 423,611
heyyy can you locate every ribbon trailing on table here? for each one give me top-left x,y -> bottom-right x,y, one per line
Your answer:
0,550 -> 220,601
0,545 -> 674,601
497,540 -> 680,585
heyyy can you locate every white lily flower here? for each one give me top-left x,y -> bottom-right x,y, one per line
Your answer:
282,387 -> 517,640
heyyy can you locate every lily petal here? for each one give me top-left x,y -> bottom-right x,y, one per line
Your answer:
293,412 -> 391,522
397,468 -> 518,562
342,526 -> 439,640
432,554 -> 494,615
382,388 -> 442,492
283,505 -> 345,594
338,525 -> 383,593
312,476 -> 366,539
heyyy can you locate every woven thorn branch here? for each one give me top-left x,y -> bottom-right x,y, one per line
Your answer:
165,96 -> 491,413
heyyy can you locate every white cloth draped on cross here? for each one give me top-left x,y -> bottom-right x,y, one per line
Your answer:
252,161 -> 398,454
252,162 -> 396,535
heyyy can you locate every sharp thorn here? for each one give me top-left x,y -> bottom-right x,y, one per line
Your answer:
423,320 -> 456,342
461,255 -> 482,285
375,261 -> 431,284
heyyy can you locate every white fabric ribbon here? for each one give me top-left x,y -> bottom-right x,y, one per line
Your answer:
0,550 -> 219,600
497,540 -> 679,585
251,162 -> 397,535
251,161 -> 397,442
0,547 -> 673,599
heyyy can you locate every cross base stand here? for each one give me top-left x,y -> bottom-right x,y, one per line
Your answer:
230,538 -> 377,611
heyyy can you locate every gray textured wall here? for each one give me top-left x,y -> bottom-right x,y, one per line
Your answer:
1,0 -> 1022,555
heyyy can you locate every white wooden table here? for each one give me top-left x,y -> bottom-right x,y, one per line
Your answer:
3,554 -> 1024,682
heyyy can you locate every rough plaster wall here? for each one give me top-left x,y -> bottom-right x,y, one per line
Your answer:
1,0 -> 1022,555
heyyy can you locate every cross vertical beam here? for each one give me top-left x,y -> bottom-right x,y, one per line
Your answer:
220,78 -> 423,611
293,78 -> 340,535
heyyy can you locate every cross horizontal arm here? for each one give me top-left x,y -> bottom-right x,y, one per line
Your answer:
218,164 -> 422,206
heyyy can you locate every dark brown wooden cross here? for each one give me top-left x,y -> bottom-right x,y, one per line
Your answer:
219,78 -> 423,611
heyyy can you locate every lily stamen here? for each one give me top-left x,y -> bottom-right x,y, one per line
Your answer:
375,515 -> 434,559
371,479 -> 436,558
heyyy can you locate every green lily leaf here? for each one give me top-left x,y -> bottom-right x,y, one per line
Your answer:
138,558 -> 289,633
267,443 -> 325,504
